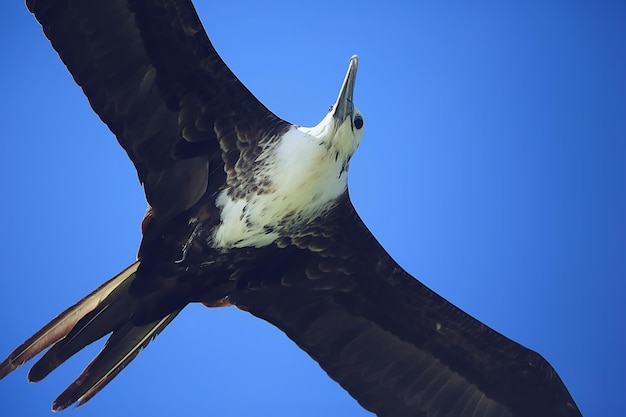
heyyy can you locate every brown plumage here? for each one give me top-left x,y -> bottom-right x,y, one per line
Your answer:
0,1 -> 582,416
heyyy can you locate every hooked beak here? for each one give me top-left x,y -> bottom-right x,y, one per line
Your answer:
332,55 -> 359,126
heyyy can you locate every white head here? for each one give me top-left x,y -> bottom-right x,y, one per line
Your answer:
302,55 -> 365,161
213,56 -> 365,249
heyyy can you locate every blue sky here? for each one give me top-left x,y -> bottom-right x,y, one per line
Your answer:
0,1 -> 624,416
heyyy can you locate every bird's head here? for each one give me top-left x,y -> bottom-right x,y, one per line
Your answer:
303,55 -> 364,161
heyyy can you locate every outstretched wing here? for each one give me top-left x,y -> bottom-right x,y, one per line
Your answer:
27,0 -> 290,220
229,197 -> 582,417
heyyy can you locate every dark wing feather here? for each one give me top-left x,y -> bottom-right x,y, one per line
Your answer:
229,198 -> 582,417
27,0 -> 290,220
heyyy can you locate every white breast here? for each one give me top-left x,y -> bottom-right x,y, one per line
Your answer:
212,125 -> 348,249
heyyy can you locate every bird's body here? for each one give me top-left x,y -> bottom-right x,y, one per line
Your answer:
1,1 -> 582,416
213,121 -> 358,250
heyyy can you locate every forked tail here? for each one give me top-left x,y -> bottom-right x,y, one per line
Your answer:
0,262 -> 182,410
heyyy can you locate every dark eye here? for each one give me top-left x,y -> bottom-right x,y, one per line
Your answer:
354,115 -> 364,129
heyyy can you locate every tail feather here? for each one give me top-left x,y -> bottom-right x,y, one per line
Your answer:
0,261 -> 182,410
53,309 -> 181,411
0,262 -> 139,379
28,270 -> 137,382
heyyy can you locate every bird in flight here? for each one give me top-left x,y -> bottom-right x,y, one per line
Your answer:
1,1 -> 582,416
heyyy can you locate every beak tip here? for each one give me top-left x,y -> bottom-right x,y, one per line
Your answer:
350,55 -> 359,68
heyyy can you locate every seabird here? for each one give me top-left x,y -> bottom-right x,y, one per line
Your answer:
0,1 -> 582,416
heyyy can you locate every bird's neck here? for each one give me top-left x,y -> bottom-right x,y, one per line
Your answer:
210,125 -> 350,250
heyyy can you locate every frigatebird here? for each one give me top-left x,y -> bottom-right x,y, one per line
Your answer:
0,1 -> 582,416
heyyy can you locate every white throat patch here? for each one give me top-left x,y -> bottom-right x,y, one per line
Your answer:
212,125 -> 350,249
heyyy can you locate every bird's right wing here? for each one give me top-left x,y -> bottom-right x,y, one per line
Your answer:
27,0 -> 290,221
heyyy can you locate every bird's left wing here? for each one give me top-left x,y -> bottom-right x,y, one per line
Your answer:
228,197 -> 582,417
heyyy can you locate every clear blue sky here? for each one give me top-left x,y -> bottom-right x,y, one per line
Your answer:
0,1 -> 624,416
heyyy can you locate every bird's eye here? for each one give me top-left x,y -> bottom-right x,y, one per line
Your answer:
354,115 -> 364,129
328,105 -> 334,113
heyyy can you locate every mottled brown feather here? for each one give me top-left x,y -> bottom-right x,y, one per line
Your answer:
27,0 -> 289,220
